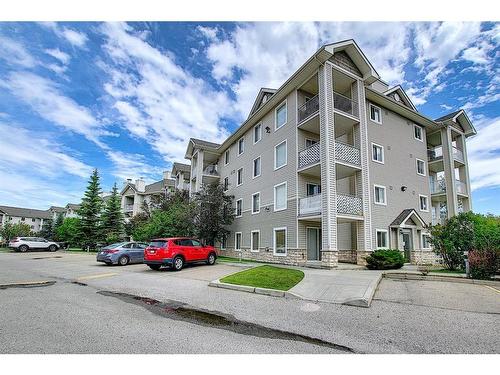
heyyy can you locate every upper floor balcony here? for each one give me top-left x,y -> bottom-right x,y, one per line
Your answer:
203,164 -> 219,177
298,140 -> 361,174
297,94 -> 319,124
428,146 -> 465,173
430,178 -> 468,198
333,91 -> 359,119
298,193 -> 363,218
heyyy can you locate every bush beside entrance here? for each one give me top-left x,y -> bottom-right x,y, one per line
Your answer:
365,250 -> 405,270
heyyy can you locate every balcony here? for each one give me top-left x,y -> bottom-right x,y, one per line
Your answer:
453,147 -> 464,163
337,194 -> 363,216
335,141 -> 360,166
428,146 -> 464,164
430,178 -> 446,194
298,194 -> 321,216
203,164 -> 219,177
124,204 -> 134,212
298,142 -> 320,169
456,180 -> 467,195
333,91 -> 359,118
297,95 -> 319,124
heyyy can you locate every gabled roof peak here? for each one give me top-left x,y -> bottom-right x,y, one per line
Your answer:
383,85 -> 417,111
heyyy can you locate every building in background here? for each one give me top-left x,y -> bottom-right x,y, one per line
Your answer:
0,205 -> 52,233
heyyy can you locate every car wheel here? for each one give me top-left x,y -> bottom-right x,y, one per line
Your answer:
148,264 -> 161,271
118,256 -> 129,266
207,252 -> 216,265
19,245 -> 29,253
48,245 -> 57,252
172,256 -> 184,271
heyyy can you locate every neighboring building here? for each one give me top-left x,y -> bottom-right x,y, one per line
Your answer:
172,162 -> 191,191
120,172 -> 176,219
0,205 -> 52,232
183,39 -> 475,268
48,204 -> 81,220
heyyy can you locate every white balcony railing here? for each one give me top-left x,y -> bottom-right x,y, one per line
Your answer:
298,195 -> 321,216
298,142 -> 320,169
455,180 -> 467,194
430,178 -> 446,194
333,91 -> 359,118
335,141 -> 361,166
337,194 -> 363,216
203,164 -> 219,177
453,147 -> 464,163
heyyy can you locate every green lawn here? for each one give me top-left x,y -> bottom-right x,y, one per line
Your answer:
216,256 -> 258,264
220,265 -> 305,291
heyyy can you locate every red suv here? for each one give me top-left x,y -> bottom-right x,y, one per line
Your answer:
144,237 -> 218,271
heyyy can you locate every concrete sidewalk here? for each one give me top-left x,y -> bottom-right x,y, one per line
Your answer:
288,269 -> 383,307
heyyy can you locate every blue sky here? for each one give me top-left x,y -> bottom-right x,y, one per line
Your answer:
0,22 -> 499,214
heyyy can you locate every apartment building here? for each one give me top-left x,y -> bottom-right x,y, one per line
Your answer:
0,205 -> 52,232
184,39 -> 475,268
120,172 -> 176,219
172,162 -> 191,191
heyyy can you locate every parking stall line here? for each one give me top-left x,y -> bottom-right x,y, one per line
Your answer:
483,285 -> 500,294
75,272 -> 118,281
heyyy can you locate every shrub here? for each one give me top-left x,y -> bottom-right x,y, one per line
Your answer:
468,250 -> 498,280
365,249 -> 405,270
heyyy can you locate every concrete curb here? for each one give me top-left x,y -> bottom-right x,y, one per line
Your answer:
384,271 -> 500,287
343,272 -> 383,308
209,279 -> 286,297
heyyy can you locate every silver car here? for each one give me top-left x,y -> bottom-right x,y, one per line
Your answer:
96,242 -> 148,266
8,237 -> 59,252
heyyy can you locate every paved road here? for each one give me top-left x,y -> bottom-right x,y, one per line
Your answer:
0,251 -> 499,353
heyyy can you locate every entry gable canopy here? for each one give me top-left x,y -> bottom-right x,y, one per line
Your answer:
383,85 -> 417,111
390,209 -> 427,228
324,39 -> 380,84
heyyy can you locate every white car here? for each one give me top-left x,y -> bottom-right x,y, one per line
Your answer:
8,237 -> 59,252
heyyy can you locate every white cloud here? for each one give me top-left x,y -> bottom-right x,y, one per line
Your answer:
0,36 -> 36,67
1,71 -> 112,147
467,116 -> 500,191
106,150 -> 163,182
44,48 -> 71,65
99,22 -> 231,162
40,22 -> 88,48
440,104 -> 453,110
196,25 -> 219,41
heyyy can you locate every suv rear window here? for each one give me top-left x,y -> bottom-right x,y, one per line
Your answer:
149,241 -> 167,248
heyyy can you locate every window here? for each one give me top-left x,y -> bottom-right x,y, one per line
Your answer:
374,184 -> 387,205
419,194 -> 429,212
30,225 -> 34,229
422,234 -> 431,249
371,143 -> 384,164
21,217 -> 25,221
252,192 -> 260,214
275,101 -> 287,129
251,230 -> 260,252
414,125 -> 423,141
273,227 -> 287,256
191,239 -> 202,247
306,183 -> 321,196
235,199 -> 242,217
274,182 -> 287,211
223,176 -> 229,191
369,104 -> 382,124
221,235 -> 227,249
254,123 -> 262,144
235,232 -> 242,251
416,158 -> 426,176
305,139 -> 318,148
274,140 -> 287,170
376,229 -> 388,249
31,218 -> 35,222
253,156 -> 261,178
238,137 -> 245,155
224,150 -> 230,165
236,167 -> 243,186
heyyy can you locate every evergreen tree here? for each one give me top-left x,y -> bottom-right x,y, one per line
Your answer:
77,169 -> 104,249
39,218 -> 54,240
102,183 -> 125,244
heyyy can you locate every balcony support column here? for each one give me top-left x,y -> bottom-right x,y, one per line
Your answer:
319,63 -> 338,268
458,134 -> 472,212
441,127 -> 458,217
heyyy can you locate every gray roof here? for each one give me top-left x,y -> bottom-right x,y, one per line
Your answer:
435,110 -> 462,122
172,162 -> 191,173
144,179 -> 175,194
49,206 -> 66,213
0,205 -> 52,219
191,138 -> 221,149
66,203 -> 81,210
390,209 -> 426,227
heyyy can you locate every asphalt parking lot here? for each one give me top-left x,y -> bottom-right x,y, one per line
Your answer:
0,250 -> 498,353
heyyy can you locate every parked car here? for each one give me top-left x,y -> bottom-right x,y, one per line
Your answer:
96,242 -> 149,266
144,237 -> 218,271
8,237 -> 59,252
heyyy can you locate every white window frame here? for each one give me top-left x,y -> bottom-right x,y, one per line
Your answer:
236,167 -> 243,186
414,124 -> 423,142
371,142 -> 384,164
223,176 -> 229,191
422,233 -> 431,249
369,103 -> 382,124
250,230 -> 260,252
253,123 -> 262,144
251,192 -> 260,214
234,232 -> 242,251
419,194 -> 429,212
224,149 -> 230,165
274,181 -> 287,212
273,227 -> 287,256
373,184 -> 387,206
376,229 -> 389,249
275,100 -> 287,130
235,198 -> 243,218
416,158 -> 426,176
238,137 -> 245,156
252,156 -> 261,179
274,139 -> 287,170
